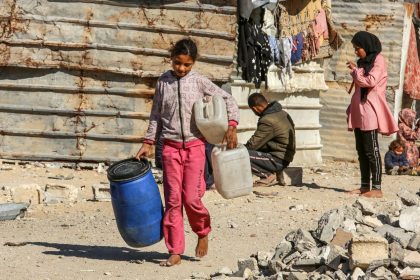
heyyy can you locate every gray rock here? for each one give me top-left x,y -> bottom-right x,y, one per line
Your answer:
314,209 -> 345,244
389,242 -> 405,263
288,272 -> 308,280
351,267 -> 365,280
403,250 -> 420,268
397,189 -> 419,206
399,267 -> 420,278
236,258 -> 258,277
283,251 -> 301,264
268,260 -> 286,275
353,199 -> 376,216
386,227 -> 415,248
342,219 -> 357,233
273,240 -> 293,261
371,266 -> 396,279
333,270 -> 347,280
399,206 -> 420,233
408,233 -> 420,251
360,216 -> 383,228
0,202 -> 29,221
293,229 -> 317,253
342,206 -> 363,223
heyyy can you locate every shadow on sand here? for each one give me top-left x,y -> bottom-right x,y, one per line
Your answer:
29,242 -> 197,264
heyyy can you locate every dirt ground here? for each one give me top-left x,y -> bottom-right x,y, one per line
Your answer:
0,159 -> 419,280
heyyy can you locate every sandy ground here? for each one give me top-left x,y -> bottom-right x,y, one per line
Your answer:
0,159 -> 419,280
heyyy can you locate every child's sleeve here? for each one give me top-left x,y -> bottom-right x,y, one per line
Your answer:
351,55 -> 386,88
200,77 -> 240,126
144,81 -> 163,144
384,151 -> 394,169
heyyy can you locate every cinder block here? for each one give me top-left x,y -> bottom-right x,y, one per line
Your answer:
9,184 -> 43,204
277,167 -> 303,186
44,184 -> 80,204
92,184 -> 111,202
350,234 -> 388,270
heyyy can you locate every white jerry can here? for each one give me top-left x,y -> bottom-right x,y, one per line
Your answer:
211,144 -> 253,199
194,95 -> 228,144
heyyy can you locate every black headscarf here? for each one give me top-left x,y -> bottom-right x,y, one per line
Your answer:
351,31 -> 382,100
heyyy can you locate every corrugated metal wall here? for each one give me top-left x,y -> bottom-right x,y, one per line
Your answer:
0,0 -> 237,162
320,0 -> 409,160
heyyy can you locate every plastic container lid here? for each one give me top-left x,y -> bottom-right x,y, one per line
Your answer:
107,158 -> 151,182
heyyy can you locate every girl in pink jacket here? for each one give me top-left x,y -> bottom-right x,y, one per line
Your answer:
346,31 -> 398,198
135,39 -> 239,266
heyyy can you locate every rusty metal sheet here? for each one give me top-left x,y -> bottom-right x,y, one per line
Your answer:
0,0 -> 237,162
324,0 -> 406,87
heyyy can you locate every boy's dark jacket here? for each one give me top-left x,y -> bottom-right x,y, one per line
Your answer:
384,150 -> 409,170
245,102 -> 296,163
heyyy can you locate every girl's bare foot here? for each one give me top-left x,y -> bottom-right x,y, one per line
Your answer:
346,188 -> 369,195
159,254 -> 181,267
361,189 -> 383,198
195,236 -> 208,258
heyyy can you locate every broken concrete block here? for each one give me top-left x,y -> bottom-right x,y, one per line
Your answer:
399,206 -> 420,233
353,199 -> 376,216
256,250 -> 274,268
331,228 -> 353,249
44,183 -> 80,204
288,272 -> 308,280
333,270 -> 347,280
342,206 -> 363,223
0,203 -> 29,220
92,184 -> 111,202
397,189 -> 419,206
400,267 -> 420,278
342,219 -> 357,233
314,209 -> 344,244
351,267 -> 365,280
408,233 -> 420,251
236,258 -> 258,277
277,167 -> 303,186
371,266 -> 395,279
9,184 -> 44,204
403,250 -> 420,268
389,242 -> 405,263
319,245 -> 343,271
268,260 -> 287,275
273,240 -> 293,261
361,216 -> 383,228
293,229 -> 317,253
283,251 -> 301,264
266,273 -> 284,280
386,227 -> 415,248
350,234 -> 388,270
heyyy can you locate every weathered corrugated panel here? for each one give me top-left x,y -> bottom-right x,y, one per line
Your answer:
325,0 -> 406,87
0,0 -> 237,162
320,0 -> 409,161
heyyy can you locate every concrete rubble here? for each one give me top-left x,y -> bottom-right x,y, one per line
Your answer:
202,190 -> 420,280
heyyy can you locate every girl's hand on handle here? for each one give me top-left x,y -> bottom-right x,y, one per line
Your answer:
223,126 -> 237,150
135,143 -> 152,160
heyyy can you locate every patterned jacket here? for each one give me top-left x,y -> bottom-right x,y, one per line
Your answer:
144,70 -> 239,144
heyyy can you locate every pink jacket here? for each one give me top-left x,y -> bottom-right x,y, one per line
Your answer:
347,54 -> 398,136
144,70 -> 240,143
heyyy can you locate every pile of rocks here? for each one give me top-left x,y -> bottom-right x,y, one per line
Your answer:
206,189 -> 420,280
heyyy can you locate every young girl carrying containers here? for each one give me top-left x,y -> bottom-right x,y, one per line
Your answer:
135,38 -> 240,266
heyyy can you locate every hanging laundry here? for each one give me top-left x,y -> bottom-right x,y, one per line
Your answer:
291,32 -> 305,64
237,17 -> 273,88
268,36 -> 280,65
403,22 -> 420,100
262,8 -> 277,37
279,37 -> 293,76
312,9 -> 329,50
239,0 -> 279,20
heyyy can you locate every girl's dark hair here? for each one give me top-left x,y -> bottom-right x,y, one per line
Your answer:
389,140 -> 403,151
170,38 -> 198,61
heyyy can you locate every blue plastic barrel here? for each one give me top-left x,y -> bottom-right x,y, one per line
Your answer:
107,158 -> 163,247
